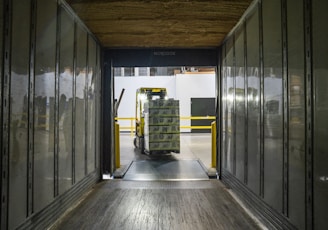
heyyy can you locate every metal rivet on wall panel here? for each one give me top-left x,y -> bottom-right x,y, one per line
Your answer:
2,0 -> 12,228
258,0 -> 265,198
282,0 -> 289,216
244,19 -> 248,185
304,1 -> 313,215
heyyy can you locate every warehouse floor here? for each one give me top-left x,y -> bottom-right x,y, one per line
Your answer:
116,132 -> 214,179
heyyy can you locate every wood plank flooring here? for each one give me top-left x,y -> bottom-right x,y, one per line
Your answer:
51,180 -> 261,230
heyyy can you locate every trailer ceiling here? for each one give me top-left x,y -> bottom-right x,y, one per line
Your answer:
65,0 -> 254,48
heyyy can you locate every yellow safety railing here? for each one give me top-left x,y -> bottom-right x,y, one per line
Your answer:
115,116 -> 216,134
115,123 -> 120,168
115,116 -> 217,169
211,121 -> 216,168
180,116 -> 216,129
115,117 -> 136,136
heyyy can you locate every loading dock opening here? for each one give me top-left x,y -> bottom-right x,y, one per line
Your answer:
103,49 -> 219,179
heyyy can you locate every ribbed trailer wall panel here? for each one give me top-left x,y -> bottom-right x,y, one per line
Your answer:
220,0 -> 328,229
0,1 -> 102,229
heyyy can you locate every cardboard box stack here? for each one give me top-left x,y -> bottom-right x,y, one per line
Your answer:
144,99 -> 180,153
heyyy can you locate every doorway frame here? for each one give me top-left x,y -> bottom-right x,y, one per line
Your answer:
102,48 -> 220,176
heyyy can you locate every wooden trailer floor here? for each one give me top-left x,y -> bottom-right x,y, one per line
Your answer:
51,180 -> 262,230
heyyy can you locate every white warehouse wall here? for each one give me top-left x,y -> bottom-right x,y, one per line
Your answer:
175,74 -> 216,131
114,74 -> 216,132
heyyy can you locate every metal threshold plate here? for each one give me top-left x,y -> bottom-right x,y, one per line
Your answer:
123,160 -> 209,181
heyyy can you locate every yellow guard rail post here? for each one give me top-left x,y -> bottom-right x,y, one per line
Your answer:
211,121 -> 216,168
115,122 -> 120,168
115,117 -> 135,136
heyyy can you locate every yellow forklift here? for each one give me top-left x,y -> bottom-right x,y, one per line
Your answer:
133,87 -> 168,153
134,87 -> 180,154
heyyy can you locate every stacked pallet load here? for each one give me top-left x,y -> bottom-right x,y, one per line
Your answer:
144,99 -> 180,154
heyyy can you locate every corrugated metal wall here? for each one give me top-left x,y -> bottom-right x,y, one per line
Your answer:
219,0 -> 328,229
0,1 -> 102,229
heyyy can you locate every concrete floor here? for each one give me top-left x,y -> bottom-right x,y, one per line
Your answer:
117,132 -> 215,178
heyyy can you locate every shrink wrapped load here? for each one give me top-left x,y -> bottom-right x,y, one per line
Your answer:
144,99 -> 180,153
